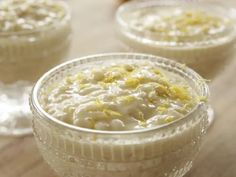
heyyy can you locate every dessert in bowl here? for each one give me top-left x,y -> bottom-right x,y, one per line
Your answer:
0,0 -> 71,136
116,0 -> 236,79
30,53 -> 210,177
0,0 -> 71,83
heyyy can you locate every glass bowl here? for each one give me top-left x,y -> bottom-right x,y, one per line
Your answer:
0,0 -> 71,136
115,0 -> 236,79
30,53 -> 210,177
0,0 -> 71,83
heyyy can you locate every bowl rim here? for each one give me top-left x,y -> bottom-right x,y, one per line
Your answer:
0,0 -> 71,36
30,53 -> 209,135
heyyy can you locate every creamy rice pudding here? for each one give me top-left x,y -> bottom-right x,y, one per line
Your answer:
128,9 -> 231,43
0,0 -> 71,82
0,0 -> 66,32
116,1 -> 236,78
41,61 -> 201,131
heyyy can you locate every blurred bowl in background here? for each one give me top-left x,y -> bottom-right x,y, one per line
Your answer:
116,0 -> 236,79
0,0 -> 72,83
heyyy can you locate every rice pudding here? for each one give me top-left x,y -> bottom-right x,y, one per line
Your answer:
116,1 -> 236,78
31,54 -> 210,177
0,0 -> 71,82
41,61 -> 200,131
0,0 -> 66,32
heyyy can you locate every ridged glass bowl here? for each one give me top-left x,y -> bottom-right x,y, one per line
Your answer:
115,0 -> 236,79
0,0 -> 71,136
30,53 -> 210,177
0,1 -> 71,83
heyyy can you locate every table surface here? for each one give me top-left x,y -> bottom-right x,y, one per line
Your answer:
0,1 -> 236,177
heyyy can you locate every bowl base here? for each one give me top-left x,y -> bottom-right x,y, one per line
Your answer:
0,81 -> 33,136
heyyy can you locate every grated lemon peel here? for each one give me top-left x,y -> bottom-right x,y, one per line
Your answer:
165,116 -> 175,123
119,95 -> 135,103
125,78 -> 140,88
137,111 -> 146,122
95,99 -> 104,109
157,105 -> 168,114
169,85 -> 191,100
103,109 -> 122,117
65,76 -> 73,84
155,84 -> 169,97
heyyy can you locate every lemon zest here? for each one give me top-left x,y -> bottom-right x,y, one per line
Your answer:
76,73 -> 84,82
124,65 -> 134,72
119,95 -> 135,103
137,111 -> 145,122
157,106 -> 168,114
169,85 -> 191,100
165,116 -> 174,123
139,121 -> 147,127
103,72 -> 122,83
103,109 -> 122,117
155,85 -> 169,97
79,84 -> 87,90
152,68 -> 161,75
95,99 -> 104,109
125,78 -> 140,88
65,76 -> 73,84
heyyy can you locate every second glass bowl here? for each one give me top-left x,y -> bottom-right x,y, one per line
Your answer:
116,0 -> 236,79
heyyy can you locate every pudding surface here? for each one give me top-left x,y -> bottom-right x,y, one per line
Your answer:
121,6 -> 234,45
41,61 -> 200,131
0,0 -> 67,33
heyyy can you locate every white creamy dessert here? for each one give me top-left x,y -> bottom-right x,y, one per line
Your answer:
128,9 -> 231,43
0,0 -> 71,82
41,61 -> 199,131
116,1 -> 236,78
31,54 -> 209,177
0,0 -> 66,32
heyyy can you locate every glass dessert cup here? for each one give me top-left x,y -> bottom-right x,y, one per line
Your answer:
115,0 -> 236,80
0,1 -> 71,136
30,53 -> 210,177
